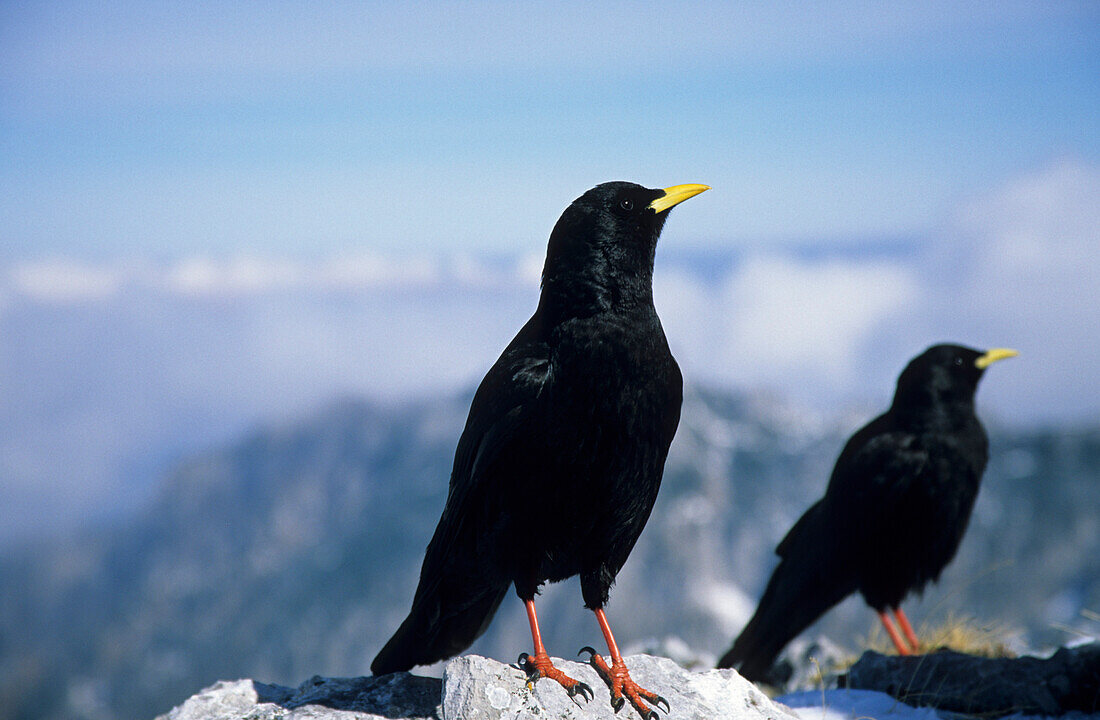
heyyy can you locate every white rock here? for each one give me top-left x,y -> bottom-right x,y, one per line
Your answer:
155,653 -> 802,720
442,653 -> 800,720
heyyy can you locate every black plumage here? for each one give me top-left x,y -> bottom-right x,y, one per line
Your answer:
372,181 -> 707,716
718,344 -> 1017,682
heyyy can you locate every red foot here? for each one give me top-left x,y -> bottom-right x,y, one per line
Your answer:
517,651 -> 593,703
581,647 -> 669,719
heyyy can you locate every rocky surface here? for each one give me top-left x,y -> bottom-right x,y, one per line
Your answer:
842,642 -> 1100,717
155,653 -> 799,720
156,673 -> 442,720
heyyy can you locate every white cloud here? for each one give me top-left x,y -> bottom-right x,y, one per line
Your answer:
656,255 -> 920,407
4,156 -> 1096,426
319,254 -> 443,290
956,158 -> 1100,279
2,158 -> 1099,542
10,260 -> 124,303
657,159 -> 1100,422
166,256 -> 304,295
723,256 -> 919,383
5,253 -> 544,301
919,158 -> 1100,423
517,253 -> 546,286
163,254 -> 450,296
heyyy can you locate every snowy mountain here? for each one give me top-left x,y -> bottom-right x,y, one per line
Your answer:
1,387 -> 1097,720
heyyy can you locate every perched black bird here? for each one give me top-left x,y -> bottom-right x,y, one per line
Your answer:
717,344 -> 1017,682
372,181 -> 708,717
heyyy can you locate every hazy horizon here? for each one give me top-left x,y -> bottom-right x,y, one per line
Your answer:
3,158 -> 1098,546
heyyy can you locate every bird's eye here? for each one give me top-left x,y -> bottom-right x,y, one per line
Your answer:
620,198 -> 633,211
954,357 -> 963,366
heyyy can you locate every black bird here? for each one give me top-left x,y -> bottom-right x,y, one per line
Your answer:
372,181 -> 708,717
717,344 -> 1017,682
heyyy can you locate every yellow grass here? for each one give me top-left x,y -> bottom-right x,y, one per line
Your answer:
859,611 -> 1016,659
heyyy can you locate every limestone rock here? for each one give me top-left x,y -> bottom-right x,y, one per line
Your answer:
442,653 -> 798,720
154,673 -> 442,720
154,653 -> 800,720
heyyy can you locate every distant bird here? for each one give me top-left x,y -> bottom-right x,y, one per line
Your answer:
371,181 -> 708,717
717,344 -> 1017,683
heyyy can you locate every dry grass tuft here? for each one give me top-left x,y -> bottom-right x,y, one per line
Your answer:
859,612 -> 1016,658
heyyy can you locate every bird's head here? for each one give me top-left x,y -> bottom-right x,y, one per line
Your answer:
540,182 -> 708,316
892,344 -> 1018,418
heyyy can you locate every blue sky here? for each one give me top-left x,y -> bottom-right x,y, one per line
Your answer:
1,2 -> 1099,541
2,2 -> 1097,259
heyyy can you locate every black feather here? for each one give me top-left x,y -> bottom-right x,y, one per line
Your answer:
718,344 -> 1005,681
372,182 -> 688,674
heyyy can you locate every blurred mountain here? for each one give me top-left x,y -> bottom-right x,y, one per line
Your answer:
1,387 -> 1097,720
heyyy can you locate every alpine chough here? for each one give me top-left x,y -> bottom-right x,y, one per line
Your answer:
372,181 -> 708,717
717,344 -> 1017,682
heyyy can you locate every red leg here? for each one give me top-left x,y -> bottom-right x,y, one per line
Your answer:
893,607 -> 921,653
581,608 -> 669,718
517,600 -> 593,702
877,610 -> 912,655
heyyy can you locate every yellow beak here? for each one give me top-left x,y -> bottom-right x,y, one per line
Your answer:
647,184 -> 710,214
975,348 -> 1019,369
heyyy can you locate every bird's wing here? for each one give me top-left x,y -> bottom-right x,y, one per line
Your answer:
776,499 -> 825,558
450,339 -> 549,509
370,325 -> 552,673
412,318 -> 551,602
828,430 -> 931,540
778,426 -> 929,555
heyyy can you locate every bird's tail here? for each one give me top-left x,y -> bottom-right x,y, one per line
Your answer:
371,575 -> 509,675
717,525 -> 855,682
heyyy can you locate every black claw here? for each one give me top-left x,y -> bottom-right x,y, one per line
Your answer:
570,682 -> 594,703
645,711 -> 659,720
516,653 -> 539,681
612,696 -> 625,713
654,695 -> 670,713
578,645 -> 598,660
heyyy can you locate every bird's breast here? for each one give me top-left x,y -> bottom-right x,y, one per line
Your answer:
542,316 -> 681,473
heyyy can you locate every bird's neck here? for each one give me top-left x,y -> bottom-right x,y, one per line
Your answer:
538,250 -> 656,323
892,395 -> 979,433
